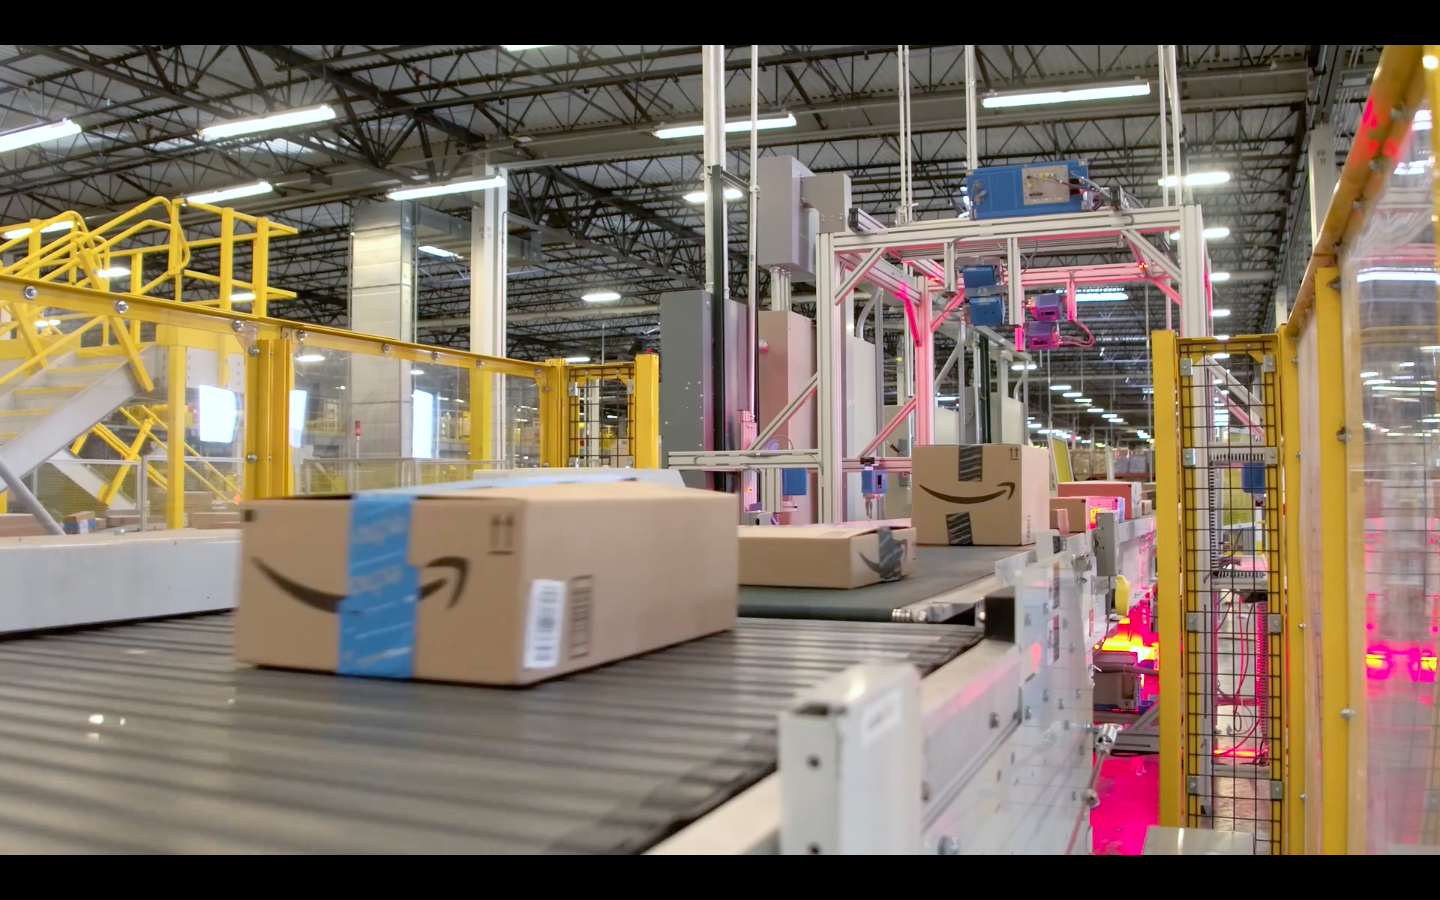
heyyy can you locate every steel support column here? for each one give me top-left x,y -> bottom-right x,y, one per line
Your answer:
470,171 -> 507,463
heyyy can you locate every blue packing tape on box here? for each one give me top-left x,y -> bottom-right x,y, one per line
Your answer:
338,492 -> 420,678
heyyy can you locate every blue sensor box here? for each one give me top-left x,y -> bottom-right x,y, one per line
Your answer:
967,161 -> 1089,220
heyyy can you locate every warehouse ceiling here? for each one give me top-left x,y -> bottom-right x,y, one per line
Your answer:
0,44 -> 1381,433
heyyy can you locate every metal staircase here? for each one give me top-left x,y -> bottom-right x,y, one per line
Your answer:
0,345 -> 162,502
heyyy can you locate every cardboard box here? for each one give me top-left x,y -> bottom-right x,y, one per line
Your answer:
191,510 -> 242,529
738,523 -> 917,589
235,481 -> 738,686
1049,508 -> 1071,534
0,513 -> 49,537
106,513 -> 141,530
1058,480 -> 1141,516
912,444 -> 1050,546
62,511 -> 96,535
1049,497 -> 1094,532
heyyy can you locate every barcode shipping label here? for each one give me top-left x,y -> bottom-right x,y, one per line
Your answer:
523,579 -> 567,669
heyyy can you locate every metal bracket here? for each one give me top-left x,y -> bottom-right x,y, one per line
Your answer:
1182,448 -> 1197,467
1262,354 -> 1276,373
1187,775 -> 1201,795
567,381 -> 580,397
1185,612 -> 1205,633
1269,780 -> 1284,800
1267,614 -> 1283,635
1179,359 -> 1194,378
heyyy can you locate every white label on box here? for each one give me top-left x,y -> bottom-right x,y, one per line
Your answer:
524,579 -> 566,669
860,687 -> 902,748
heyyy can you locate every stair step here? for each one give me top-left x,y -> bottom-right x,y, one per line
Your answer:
46,364 -> 120,375
0,408 -> 53,417
15,385 -> 83,395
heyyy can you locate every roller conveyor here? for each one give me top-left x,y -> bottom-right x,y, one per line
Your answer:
739,544 -> 1030,621
0,613 -> 980,854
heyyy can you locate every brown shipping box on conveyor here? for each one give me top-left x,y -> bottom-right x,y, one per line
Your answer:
191,511 -> 243,529
738,523 -> 917,589
911,444 -> 1050,546
235,481 -> 739,687
0,513 -> 49,537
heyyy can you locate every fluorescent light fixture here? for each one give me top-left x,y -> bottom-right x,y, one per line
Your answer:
1365,378 -> 1391,385
1212,352 -> 1231,360
34,318 -> 60,329
1209,272 -> 1231,282
1103,414 -> 1120,419
410,369 -> 425,376
412,389 -> 436,459
387,174 -> 505,201
1357,268 -> 1439,283
683,188 -> 744,202
288,389 -> 308,449
1158,171 -> 1230,187
982,81 -> 1149,109
606,414 -> 618,420
1414,109 -> 1432,131
1036,428 -> 1051,434
1027,423 -> 1043,430
187,181 -> 274,204
197,385 -> 239,444
0,119 -> 81,154
95,266 -> 129,278
1423,347 -> 1440,353
1211,308 -> 1231,317
295,353 -> 325,363
1216,334 -> 1230,341
3,220 -> 74,239
1087,407 -> 1104,413
1425,55 -> 1438,70
503,45 -> 552,51
229,291 -> 255,302
1400,361 -> 1417,367
582,290 -> 621,302
1062,288 -> 1129,302
1073,397 -> 1092,403
199,105 -> 336,140
1049,384 -> 1072,391
1063,391 -> 1082,398
564,356 -> 591,363
1168,227 -> 1231,241
1360,371 -> 1379,378
654,113 -> 797,140
419,245 -> 459,258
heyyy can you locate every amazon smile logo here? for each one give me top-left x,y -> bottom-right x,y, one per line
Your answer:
919,481 -> 1015,505
251,556 -> 469,614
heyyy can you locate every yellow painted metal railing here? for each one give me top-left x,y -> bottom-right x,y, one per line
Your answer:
0,196 -> 562,527
557,356 -> 660,469
1158,44 -> 1440,855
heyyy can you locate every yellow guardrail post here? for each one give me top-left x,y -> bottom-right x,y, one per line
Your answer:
633,353 -> 660,468
1150,329 -> 1186,827
243,334 -> 294,500
539,359 -> 567,468
471,363 -> 493,465
1277,325 -> 1305,854
1303,268 -> 1356,854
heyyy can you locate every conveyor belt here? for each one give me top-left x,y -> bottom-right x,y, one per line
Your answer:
739,544 -> 1027,621
0,613 -> 980,854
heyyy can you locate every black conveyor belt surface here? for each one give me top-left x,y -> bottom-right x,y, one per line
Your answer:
0,614 -> 980,854
739,544 -> 1026,621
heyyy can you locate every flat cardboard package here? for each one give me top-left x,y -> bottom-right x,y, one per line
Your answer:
738,523 -> 917,589
912,444 -> 1050,546
1049,508 -> 1071,534
191,510 -> 242,529
1058,480 -> 1142,516
63,511 -> 97,534
1049,497 -> 1096,532
236,481 -> 738,686
0,513 -> 49,537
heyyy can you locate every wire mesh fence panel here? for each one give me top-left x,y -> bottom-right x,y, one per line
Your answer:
32,459 -> 143,528
566,363 -> 636,468
1176,334 -> 1284,854
1343,90 -> 1440,853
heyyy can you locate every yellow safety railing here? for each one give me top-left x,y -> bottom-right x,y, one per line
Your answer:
1154,45 -> 1440,855
557,356 -> 660,469
0,198 -> 560,526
